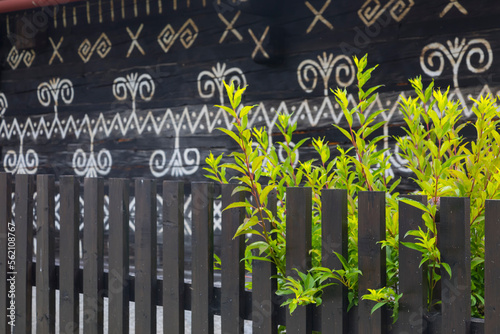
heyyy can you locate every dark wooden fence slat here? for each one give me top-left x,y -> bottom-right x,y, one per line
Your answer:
485,200 -> 500,332
358,191 -> 387,334
0,173 -> 12,334
398,195 -> 428,333
286,187 -> 313,334
440,197 -> 471,334
134,179 -> 157,334
221,184 -> 245,334
14,174 -> 34,334
321,189 -> 348,334
252,189 -> 278,334
191,182 -> 214,334
59,176 -> 80,334
163,181 -> 184,334
83,178 -> 104,334
108,179 -> 130,334
36,175 -> 56,334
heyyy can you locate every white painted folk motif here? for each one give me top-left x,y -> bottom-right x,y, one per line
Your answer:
49,37 -> 64,65
218,11 -> 243,43
72,147 -> 113,177
37,78 -> 74,113
439,0 -> 468,18
113,73 -> 155,112
248,26 -> 270,60
7,46 -> 36,70
305,0 -> 334,33
1,42 -> 498,178
420,37 -> 493,88
358,0 -> 414,26
150,145 -> 200,177
157,19 -> 199,53
3,143 -> 39,175
197,62 -> 247,105
78,33 -> 112,63
126,24 -> 146,57
297,52 -> 355,95
0,93 -> 8,118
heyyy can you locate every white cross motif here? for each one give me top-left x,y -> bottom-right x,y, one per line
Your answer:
305,0 -> 334,34
48,37 -> 64,65
126,24 -> 146,57
248,26 -> 270,60
218,11 -> 243,43
440,0 -> 468,18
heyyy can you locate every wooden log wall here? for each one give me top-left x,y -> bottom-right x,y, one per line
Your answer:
0,0 -> 499,234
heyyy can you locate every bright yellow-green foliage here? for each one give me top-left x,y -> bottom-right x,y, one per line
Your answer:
397,77 -> 499,316
204,55 -> 496,323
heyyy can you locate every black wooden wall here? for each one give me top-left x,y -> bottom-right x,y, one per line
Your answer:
0,0 -> 499,198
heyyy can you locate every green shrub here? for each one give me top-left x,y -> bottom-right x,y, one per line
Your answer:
204,54 -> 497,324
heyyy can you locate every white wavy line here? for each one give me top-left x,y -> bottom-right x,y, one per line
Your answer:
0,86 -> 497,144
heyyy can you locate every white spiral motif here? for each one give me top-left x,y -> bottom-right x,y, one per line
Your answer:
298,53 -> 355,95
59,79 -> 74,105
465,39 -> 493,74
37,78 -> 74,113
78,39 -> 93,62
420,37 -> 493,88
358,0 -> 414,26
113,73 -> 155,112
72,148 -> 112,178
96,149 -> 112,175
389,0 -> 414,21
150,150 -> 168,177
297,61 -> 319,94
95,34 -> 112,58
37,82 -> 53,108
112,77 -> 129,101
182,148 -> 200,175
3,147 -> 39,175
23,50 -> 36,67
138,74 -> 155,101
420,46 -> 446,77
197,62 -> 247,105
149,147 -> 200,178
0,93 -> 8,117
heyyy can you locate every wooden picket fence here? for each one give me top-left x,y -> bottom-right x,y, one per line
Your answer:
0,173 -> 499,333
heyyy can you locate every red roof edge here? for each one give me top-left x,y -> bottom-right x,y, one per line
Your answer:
0,0 -> 85,14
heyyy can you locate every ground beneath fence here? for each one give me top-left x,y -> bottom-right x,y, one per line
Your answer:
29,288 -> 253,333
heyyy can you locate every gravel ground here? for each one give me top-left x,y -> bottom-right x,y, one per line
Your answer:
30,288 -> 253,333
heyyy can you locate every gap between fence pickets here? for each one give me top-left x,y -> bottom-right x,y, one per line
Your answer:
0,173 -> 497,333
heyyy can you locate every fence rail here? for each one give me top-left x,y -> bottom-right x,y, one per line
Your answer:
0,173 -> 498,333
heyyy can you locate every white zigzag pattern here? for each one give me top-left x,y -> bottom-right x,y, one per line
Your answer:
1,85 -> 499,177
1,85 -> 498,143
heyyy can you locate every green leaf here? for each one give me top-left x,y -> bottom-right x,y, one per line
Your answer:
223,81 -> 235,107
231,185 -> 251,196
215,105 -> 237,119
233,86 -> 246,109
401,241 -> 424,252
251,241 -> 270,253
217,127 -> 241,144
333,124 -> 353,141
240,105 -> 257,118
399,198 -> 430,214
370,302 -> 386,314
224,201 -> 253,211
441,262 -> 452,279
234,215 -> 260,237
259,185 -> 277,206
